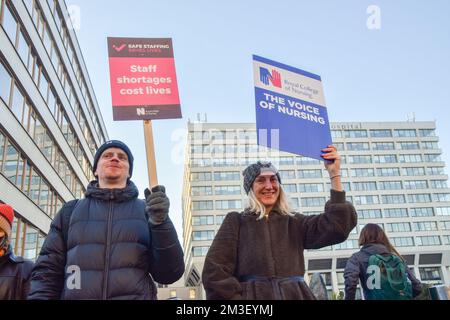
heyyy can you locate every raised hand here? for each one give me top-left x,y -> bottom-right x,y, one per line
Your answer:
270,69 -> 281,88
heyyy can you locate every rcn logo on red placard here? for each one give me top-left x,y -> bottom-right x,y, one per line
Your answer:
259,67 -> 281,88
112,44 -> 127,52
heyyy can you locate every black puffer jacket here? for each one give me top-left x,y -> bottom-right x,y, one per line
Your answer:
0,247 -> 34,300
28,181 -> 184,300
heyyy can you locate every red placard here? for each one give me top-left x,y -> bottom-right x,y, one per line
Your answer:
107,37 -> 182,120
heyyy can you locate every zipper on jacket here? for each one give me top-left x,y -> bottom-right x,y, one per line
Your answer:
102,199 -> 114,300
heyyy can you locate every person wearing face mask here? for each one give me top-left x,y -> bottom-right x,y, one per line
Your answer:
0,203 -> 34,300
202,145 -> 357,300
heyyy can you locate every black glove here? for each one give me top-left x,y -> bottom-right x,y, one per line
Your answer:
145,185 -> 170,225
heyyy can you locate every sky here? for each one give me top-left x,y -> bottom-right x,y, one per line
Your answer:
65,0 -> 450,239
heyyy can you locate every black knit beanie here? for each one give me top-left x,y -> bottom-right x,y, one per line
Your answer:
93,140 -> 134,178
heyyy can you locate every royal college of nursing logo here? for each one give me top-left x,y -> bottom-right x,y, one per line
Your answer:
259,67 -> 281,88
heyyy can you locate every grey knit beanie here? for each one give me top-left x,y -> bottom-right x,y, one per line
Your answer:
242,161 -> 281,194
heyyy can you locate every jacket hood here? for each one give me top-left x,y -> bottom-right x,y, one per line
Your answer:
361,243 -> 390,255
85,180 -> 139,202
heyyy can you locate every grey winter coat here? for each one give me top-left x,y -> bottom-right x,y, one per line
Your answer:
28,181 -> 184,300
344,243 -> 422,300
202,189 -> 357,300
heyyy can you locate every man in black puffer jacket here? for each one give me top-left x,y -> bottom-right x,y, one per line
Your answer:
28,140 -> 184,299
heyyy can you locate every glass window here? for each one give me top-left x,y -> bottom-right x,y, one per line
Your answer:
279,170 -> 296,180
421,141 -> 439,150
279,156 -> 294,165
17,30 -> 30,68
373,154 -> 397,163
430,180 -> 447,189
419,267 -> 442,281
2,3 -> 18,44
427,167 -> 445,175
372,142 -> 395,150
192,216 -> 214,226
419,129 -> 435,137
0,62 -> 12,104
298,169 -> 322,179
191,186 -> 213,196
215,215 -> 225,225
215,200 -> 241,210
299,183 -> 324,193
334,239 -> 358,250
350,168 -> 374,177
377,168 -> 400,176
384,208 -> 408,218
191,172 -> 212,181
413,222 -> 438,232
192,201 -> 213,211
391,237 -> 414,247
23,224 -> 38,260
213,171 -> 240,181
378,181 -> 402,190
344,130 -> 367,138
386,222 -> 411,232
416,236 -> 441,246
192,231 -> 214,241
214,186 -> 241,195
346,142 -> 369,151
403,167 -> 425,176
381,194 -> 405,204
283,183 -> 297,193
4,141 -> 19,184
398,142 -> 419,150
433,193 -> 450,202
424,154 -> 442,162
353,195 -> 379,205
408,193 -> 431,203
10,83 -> 25,123
370,129 -> 392,137
435,207 -> 450,216
404,180 -> 428,190
353,182 -> 377,191
301,197 -> 326,207
440,221 -> 450,230
192,246 -> 209,257
399,154 -> 422,163
394,129 -> 416,137
410,207 -> 434,217
348,155 -> 372,164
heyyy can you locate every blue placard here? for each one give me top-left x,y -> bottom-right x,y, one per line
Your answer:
253,55 -> 332,161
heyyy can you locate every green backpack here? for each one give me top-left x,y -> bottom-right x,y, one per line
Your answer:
366,253 -> 413,300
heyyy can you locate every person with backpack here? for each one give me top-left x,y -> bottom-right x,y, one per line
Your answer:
28,140 -> 184,299
202,145 -> 358,299
0,203 -> 35,299
344,223 -> 423,300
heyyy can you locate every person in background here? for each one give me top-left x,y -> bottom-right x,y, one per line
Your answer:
202,145 -> 357,299
0,203 -> 34,299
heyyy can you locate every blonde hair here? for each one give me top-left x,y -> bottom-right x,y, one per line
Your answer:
246,186 -> 294,220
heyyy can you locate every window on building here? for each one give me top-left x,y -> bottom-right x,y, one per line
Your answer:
424,154 -> 442,162
377,167 -> 401,177
191,172 -> 212,181
391,237 -> 414,247
427,167 -> 445,175
334,239 -> 358,250
416,236 -> 441,246
410,207 -> 434,217
378,181 -> 402,190
0,61 -> 12,104
279,170 -> 296,180
215,200 -> 241,210
298,169 -> 322,179
346,142 -> 369,151
191,186 -> 213,196
192,201 -> 213,211
213,171 -> 240,181
192,216 -> 214,226
404,180 -> 428,190
382,194 -> 406,204
373,154 -> 397,164
419,129 -> 435,137
350,168 -> 374,177
394,129 -> 416,137
348,155 -> 372,164
372,142 -> 395,150
299,183 -> 324,193
214,185 -> 241,195
215,215 -> 225,225
301,197 -> 326,207
283,183 -> 298,193
431,180 -> 448,189
398,142 -> 420,150
421,141 -> 439,150
386,222 -> 411,233
399,154 -> 422,163
419,267 -> 442,282
358,209 -> 382,219
413,222 -> 438,232
403,167 -> 425,176
353,181 -> 377,191
279,156 -> 294,165
354,195 -> 379,205
408,193 -> 431,203
435,207 -> 450,216
433,193 -> 450,202
192,246 -> 210,257
344,130 -> 368,138
192,231 -> 214,241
